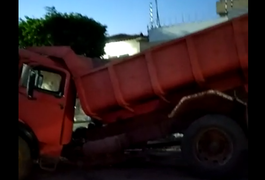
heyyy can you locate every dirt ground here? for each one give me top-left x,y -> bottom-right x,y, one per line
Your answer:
30,151 -> 248,180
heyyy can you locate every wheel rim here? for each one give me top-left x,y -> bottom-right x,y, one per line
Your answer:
194,128 -> 233,166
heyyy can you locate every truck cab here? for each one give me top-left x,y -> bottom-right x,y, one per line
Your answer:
19,57 -> 76,158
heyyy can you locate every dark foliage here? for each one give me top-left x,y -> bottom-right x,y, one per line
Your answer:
19,7 -> 107,57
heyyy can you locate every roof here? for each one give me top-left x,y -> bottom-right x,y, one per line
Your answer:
107,33 -> 148,43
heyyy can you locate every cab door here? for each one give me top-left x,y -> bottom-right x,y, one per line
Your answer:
19,63 -> 70,146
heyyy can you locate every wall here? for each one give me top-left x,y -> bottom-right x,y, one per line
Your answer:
73,99 -> 91,131
74,99 -> 90,122
148,17 -> 228,43
216,0 -> 248,16
147,0 -> 248,44
103,39 -> 141,59
103,40 -> 167,59
139,41 -> 163,52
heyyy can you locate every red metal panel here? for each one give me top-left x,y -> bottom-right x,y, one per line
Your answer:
78,14 -> 248,119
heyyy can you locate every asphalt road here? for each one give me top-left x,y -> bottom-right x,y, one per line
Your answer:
30,151 -> 248,180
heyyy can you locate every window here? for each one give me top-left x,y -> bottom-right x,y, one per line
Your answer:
20,63 -> 64,96
37,70 -> 62,92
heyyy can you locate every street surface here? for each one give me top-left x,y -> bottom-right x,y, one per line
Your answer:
30,150 -> 248,180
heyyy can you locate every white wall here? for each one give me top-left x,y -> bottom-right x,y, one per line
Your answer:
74,99 -> 90,122
148,17 -> 229,42
227,8 -> 248,19
103,39 -> 140,59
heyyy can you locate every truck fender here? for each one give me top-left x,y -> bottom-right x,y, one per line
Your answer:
18,120 -> 39,159
168,90 -> 247,130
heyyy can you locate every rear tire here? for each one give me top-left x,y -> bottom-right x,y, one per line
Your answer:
19,136 -> 32,180
181,114 -> 247,178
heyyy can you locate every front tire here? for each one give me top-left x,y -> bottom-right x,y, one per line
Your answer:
19,136 -> 32,180
181,114 -> 247,178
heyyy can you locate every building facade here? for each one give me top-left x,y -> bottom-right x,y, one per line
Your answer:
148,0 -> 248,43
216,0 -> 248,17
148,17 -> 228,43
103,34 -> 152,59
102,0 -> 248,59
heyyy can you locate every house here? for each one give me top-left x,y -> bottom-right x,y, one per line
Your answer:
148,0 -> 248,43
103,33 -> 153,59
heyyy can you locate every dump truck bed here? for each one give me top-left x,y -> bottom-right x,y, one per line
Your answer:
24,14 -> 248,123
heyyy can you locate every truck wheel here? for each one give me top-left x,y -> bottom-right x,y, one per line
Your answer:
19,136 -> 32,180
181,114 -> 247,178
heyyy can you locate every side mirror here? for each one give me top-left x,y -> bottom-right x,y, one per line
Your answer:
27,70 -> 36,99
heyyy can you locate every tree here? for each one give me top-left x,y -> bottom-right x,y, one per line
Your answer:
19,7 -> 107,57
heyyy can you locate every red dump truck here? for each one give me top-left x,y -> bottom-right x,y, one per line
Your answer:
18,14 -> 248,179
